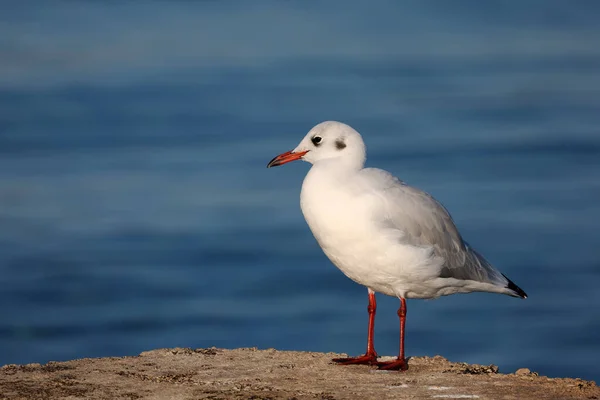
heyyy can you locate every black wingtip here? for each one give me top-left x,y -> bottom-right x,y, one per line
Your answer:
502,273 -> 528,299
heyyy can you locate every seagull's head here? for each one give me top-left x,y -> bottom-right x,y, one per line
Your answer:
267,121 -> 366,170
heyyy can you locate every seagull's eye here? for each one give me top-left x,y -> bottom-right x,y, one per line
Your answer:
311,136 -> 322,146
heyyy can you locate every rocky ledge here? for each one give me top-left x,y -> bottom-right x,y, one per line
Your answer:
0,348 -> 597,399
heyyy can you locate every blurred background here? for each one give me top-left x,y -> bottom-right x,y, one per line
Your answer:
1,0 -> 599,382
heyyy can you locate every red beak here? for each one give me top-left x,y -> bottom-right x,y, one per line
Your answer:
266,150 -> 309,168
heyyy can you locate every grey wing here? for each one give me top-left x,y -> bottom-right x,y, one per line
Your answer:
367,169 -> 508,287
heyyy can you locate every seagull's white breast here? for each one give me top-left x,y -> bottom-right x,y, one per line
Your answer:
299,164 -> 436,298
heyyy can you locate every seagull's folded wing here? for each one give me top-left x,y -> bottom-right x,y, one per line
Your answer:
358,168 -> 508,288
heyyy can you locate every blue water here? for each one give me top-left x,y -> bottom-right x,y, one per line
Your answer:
1,1 -> 599,382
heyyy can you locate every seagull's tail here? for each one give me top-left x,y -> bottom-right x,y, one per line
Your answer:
501,273 -> 528,299
464,245 -> 528,299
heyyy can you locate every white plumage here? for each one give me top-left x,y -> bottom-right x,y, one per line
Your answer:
267,120 -> 526,370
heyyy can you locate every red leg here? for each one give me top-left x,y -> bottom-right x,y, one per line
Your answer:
376,297 -> 408,371
332,289 -> 378,365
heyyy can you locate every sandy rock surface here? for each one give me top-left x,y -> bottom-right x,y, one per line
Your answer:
0,348 -> 597,399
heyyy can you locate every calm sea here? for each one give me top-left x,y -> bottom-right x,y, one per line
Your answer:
1,1 -> 599,381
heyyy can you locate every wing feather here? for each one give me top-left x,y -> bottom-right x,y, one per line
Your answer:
358,168 -> 507,287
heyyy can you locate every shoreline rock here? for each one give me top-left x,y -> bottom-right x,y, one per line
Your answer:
0,348 -> 597,399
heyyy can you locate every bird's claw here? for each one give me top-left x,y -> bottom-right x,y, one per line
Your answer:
332,353 -> 378,366
375,358 -> 408,371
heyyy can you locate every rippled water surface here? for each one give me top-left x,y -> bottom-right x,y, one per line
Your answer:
1,1 -> 599,381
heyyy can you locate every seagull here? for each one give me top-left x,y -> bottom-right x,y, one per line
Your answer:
267,121 -> 527,371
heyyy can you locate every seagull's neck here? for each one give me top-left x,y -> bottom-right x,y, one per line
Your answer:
302,158 -> 363,200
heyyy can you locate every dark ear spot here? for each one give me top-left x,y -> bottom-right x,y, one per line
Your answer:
335,139 -> 346,150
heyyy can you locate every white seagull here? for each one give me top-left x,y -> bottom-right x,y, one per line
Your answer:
267,121 -> 527,371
